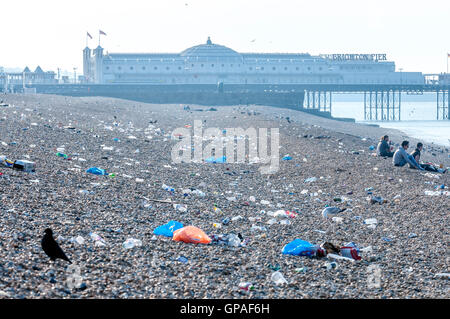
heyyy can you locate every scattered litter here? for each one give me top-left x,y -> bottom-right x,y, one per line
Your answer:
153,220 -> 184,237
173,226 -> 211,244
122,238 -> 142,249
162,184 -> 175,192
86,167 -> 107,175
434,273 -> 450,279
239,282 -> 255,292
205,156 -> 226,163
173,204 -> 187,212
177,256 -> 189,264
324,261 -> 338,270
271,271 -> 288,285
282,239 -> 325,257
364,218 -> 378,229
90,232 -> 106,247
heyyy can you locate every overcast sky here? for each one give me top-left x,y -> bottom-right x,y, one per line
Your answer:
1,0 -> 449,74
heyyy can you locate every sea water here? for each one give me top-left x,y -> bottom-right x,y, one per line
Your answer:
331,96 -> 450,147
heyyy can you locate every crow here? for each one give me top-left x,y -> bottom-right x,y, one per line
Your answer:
321,242 -> 341,254
41,228 -> 71,263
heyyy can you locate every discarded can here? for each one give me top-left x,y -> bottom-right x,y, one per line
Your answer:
340,245 -> 362,260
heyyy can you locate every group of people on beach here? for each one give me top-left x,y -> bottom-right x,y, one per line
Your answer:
376,135 -> 447,173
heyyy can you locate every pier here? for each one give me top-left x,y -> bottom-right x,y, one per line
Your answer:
2,83 -> 450,121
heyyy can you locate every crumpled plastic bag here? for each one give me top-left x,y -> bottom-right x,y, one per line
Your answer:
86,167 -> 107,175
205,156 -> 226,163
282,239 -> 323,257
173,226 -> 211,244
153,220 -> 184,237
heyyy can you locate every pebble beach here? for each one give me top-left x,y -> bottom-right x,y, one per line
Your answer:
0,93 -> 449,299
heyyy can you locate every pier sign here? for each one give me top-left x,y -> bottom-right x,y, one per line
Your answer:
320,54 -> 387,61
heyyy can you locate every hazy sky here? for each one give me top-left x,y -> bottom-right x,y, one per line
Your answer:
1,0 -> 449,74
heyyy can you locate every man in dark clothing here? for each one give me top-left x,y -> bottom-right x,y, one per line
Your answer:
377,135 -> 394,157
409,143 -> 423,168
410,142 -> 447,173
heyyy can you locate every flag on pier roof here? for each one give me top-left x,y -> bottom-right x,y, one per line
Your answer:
87,32 -> 92,39
99,30 -> 107,36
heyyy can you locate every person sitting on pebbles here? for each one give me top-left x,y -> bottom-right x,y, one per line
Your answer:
393,140 -> 424,171
377,135 -> 394,157
409,142 -> 447,173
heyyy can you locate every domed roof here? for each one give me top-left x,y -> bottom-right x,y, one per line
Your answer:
180,37 -> 242,58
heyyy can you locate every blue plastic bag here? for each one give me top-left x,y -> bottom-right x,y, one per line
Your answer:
282,239 -> 317,256
205,156 -> 226,163
86,167 -> 107,175
153,220 -> 184,237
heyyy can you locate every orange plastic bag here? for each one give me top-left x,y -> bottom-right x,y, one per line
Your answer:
173,226 -> 211,244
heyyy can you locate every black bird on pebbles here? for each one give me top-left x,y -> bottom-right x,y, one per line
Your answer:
41,228 -> 71,264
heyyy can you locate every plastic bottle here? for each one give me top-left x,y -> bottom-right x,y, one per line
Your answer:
340,242 -> 361,260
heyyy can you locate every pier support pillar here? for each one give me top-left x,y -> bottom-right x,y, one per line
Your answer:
364,90 -> 401,121
303,90 -> 332,113
436,89 -> 449,120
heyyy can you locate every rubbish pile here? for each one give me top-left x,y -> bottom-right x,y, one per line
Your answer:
282,239 -> 363,261
0,156 -> 35,173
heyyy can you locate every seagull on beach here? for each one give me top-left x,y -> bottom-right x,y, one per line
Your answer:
41,228 -> 71,264
322,207 -> 346,218
322,207 -> 347,234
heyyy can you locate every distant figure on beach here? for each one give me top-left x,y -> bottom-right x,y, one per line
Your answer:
409,142 -> 447,173
393,140 -> 424,171
376,135 -> 394,157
